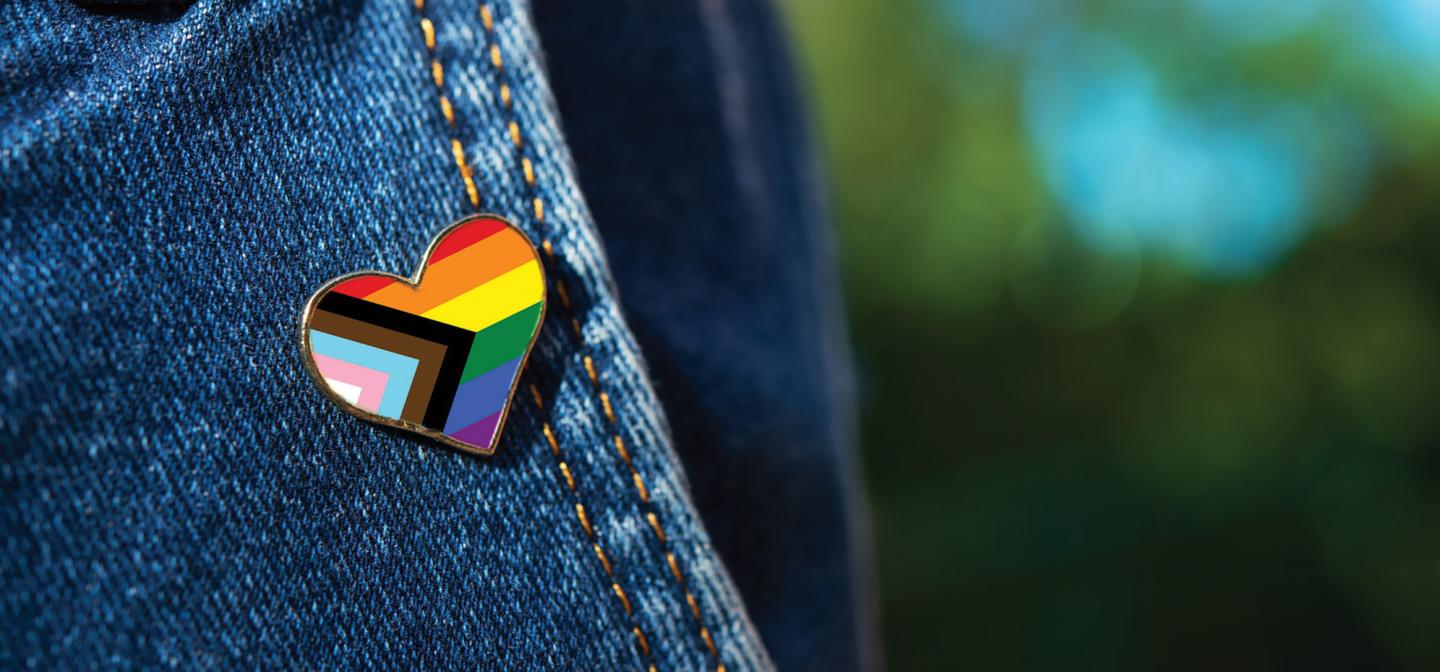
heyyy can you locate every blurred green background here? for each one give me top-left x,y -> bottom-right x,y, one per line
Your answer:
778,0 -> 1440,669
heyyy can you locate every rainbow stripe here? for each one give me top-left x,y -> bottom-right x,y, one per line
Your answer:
303,216 -> 545,454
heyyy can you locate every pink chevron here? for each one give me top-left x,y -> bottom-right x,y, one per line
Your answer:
313,353 -> 389,413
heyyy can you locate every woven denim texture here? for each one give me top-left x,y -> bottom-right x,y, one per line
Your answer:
0,0 -> 773,668
534,1 -> 876,669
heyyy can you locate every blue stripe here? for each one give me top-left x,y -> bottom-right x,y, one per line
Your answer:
310,330 -> 419,419
442,357 -> 522,434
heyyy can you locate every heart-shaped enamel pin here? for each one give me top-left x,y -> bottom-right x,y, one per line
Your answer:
300,215 -> 546,456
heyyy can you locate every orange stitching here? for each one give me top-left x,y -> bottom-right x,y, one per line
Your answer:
612,583 -> 634,615
574,502 -> 594,537
633,628 -> 652,657
594,544 -> 614,574
414,1 -> 479,208
527,385 -> 657,669
612,435 -> 632,466
541,422 -> 560,455
632,473 -> 650,502
556,282 -> 572,310
413,4 -> 655,668
478,5 -> 725,669
439,96 -> 455,124
666,553 -> 683,582
598,392 -> 616,423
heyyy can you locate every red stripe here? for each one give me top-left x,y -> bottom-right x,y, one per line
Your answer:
332,275 -> 396,298
429,217 -> 509,264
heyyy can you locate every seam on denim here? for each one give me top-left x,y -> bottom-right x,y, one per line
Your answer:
414,0 -> 481,208
413,3 -> 656,669
530,388 -> 658,672
478,4 -> 726,670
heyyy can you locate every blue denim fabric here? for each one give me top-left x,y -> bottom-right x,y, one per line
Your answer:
0,0 -> 778,668
533,2 -> 877,670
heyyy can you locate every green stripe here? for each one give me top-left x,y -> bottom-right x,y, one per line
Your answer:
459,302 -> 543,383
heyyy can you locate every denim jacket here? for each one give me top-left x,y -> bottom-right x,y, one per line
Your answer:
0,0 -> 873,669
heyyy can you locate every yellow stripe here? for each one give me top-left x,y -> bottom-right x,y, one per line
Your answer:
421,260 -> 543,331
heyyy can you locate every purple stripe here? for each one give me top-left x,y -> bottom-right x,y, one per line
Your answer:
449,411 -> 501,449
442,357 -> 522,434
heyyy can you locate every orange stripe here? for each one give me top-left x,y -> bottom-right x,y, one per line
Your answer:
364,229 -> 536,315
429,217 -> 508,264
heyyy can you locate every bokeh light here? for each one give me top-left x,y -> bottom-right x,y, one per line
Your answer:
780,0 -> 1440,668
